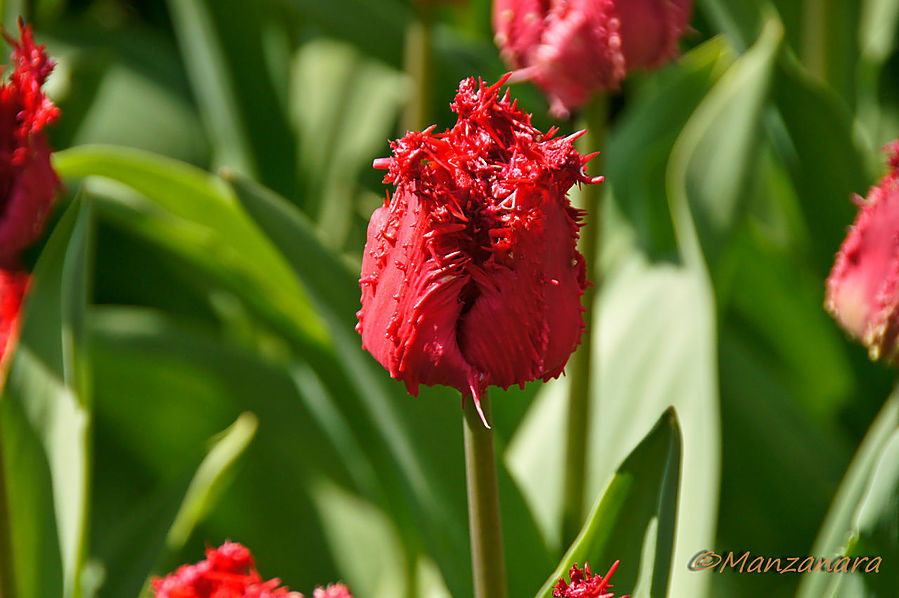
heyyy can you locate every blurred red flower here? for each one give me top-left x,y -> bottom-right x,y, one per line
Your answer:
826,142 -> 899,363
0,19 -> 60,265
0,268 -> 27,367
358,75 -> 600,425
153,541 -> 304,598
493,0 -> 693,116
312,585 -> 352,598
553,560 -> 628,598
152,542 -> 354,598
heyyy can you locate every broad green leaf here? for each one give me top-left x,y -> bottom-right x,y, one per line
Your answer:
291,38 -> 406,248
667,16 -> 782,274
52,145 -> 329,352
840,429 -> 899,595
607,36 -> 734,258
1,198 -> 93,598
534,409 -> 681,598
797,388 -> 899,598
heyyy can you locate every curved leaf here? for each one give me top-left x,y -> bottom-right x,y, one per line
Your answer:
534,409 -> 681,598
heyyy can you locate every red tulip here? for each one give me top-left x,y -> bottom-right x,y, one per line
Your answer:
357,75 -> 601,425
312,585 -> 352,598
553,561 -> 628,598
0,268 -> 27,367
826,142 -> 899,363
493,0 -> 693,116
0,20 -> 60,265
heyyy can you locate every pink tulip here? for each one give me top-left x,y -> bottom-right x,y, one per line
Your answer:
494,0 -> 693,116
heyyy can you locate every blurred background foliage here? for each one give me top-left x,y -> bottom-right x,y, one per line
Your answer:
2,0 -> 899,597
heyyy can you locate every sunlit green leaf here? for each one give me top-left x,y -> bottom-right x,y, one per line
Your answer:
534,409 -> 681,598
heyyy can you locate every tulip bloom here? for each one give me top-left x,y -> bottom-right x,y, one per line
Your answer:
358,76 -> 601,424
553,561 -> 627,598
152,541 -> 351,598
826,142 -> 899,363
0,268 -> 27,367
0,20 -> 61,265
493,0 -> 693,116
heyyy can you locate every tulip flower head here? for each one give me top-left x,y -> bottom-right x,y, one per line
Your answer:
312,585 -> 352,598
493,0 -> 693,116
358,75 -> 601,426
826,142 -> 899,363
0,20 -> 60,265
553,560 -> 628,598
152,541 -> 305,598
0,268 -> 27,367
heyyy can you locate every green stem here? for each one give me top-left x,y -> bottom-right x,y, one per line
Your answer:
0,436 -> 17,598
402,5 -> 434,133
463,393 -> 507,598
561,95 -> 609,546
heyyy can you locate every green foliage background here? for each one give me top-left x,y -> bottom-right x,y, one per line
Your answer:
1,1 -> 899,597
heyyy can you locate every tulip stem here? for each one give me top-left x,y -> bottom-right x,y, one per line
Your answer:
0,439 -> 16,598
463,392 -> 507,598
561,95 -> 609,546
403,4 -> 435,133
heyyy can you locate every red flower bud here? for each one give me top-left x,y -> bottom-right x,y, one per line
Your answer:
493,0 -> 693,116
0,20 -> 61,265
826,142 -> 899,363
553,560 -> 628,598
0,268 -> 27,367
357,76 -> 601,425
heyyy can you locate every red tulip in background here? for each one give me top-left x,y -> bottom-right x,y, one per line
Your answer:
0,19 -> 60,265
0,21 -> 59,375
553,561 -> 628,598
0,268 -> 27,365
826,142 -> 899,363
493,0 -> 693,116
152,541 -> 353,598
357,75 -> 601,425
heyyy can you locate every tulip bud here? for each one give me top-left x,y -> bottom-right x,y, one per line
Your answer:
826,142 -> 899,363
553,560 -> 627,598
0,20 -> 61,265
357,75 -> 601,425
493,0 -> 693,116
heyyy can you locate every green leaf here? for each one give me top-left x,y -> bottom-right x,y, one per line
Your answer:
771,55 -> 869,277
607,36 -> 735,258
291,37 -> 406,247
667,16 -> 783,272
534,409 -> 681,598
1,198 -> 93,598
277,0 -> 410,67
164,413 -> 258,550
134,413 -> 258,598
797,388 -> 899,598
51,145 -> 330,352
166,0 -> 299,198
164,0 -> 257,179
